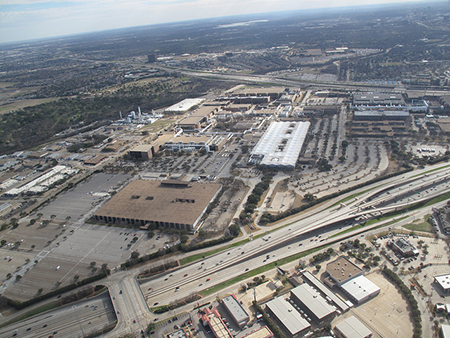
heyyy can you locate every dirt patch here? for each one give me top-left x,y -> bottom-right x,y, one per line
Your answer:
203,179 -> 247,233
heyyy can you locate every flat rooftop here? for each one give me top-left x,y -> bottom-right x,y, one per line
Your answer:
334,316 -> 372,338
265,297 -> 310,335
435,274 -> 450,291
251,121 -> 310,168
301,270 -> 349,312
241,326 -> 273,338
165,98 -> 205,112
291,283 -> 336,320
340,275 -> 380,303
208,314 -> 233,338
326,256 -> 362,284
222,295 -> 249,324
94,180 -> 221,227
130,144 -> 154,152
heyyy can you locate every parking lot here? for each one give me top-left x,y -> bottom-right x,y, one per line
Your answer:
1,222 -> 178,301
37,173 -> 132,222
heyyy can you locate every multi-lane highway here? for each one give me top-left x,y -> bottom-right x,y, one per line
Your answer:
3,163 -> 450,337
0,292 -> 116,338
138,163 -> 450,308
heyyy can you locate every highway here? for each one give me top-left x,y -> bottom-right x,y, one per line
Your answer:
3,162 -> 450,338
0,292 -> 116,338
138,162 -> 450,307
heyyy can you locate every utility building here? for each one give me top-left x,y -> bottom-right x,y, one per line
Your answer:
222,294 -> 249,328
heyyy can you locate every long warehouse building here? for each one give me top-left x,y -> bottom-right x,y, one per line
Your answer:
250,121 -> 310,169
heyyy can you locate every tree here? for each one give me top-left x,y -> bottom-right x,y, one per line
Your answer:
50,214 -> 56,220
10,218 -> 19,228
247,194 -> 260,205
90,261 -> 96,268
29,219 -> 36,225
304,193 -> 316,202
36,213 -> 43,219
180,235 -> 189,244
228,223 -> 240,237
130,251 -> 140,259
198,229 -> 208,238
31,245 -> 35,250
315,264 -> 321,271
15,275 -> 22,281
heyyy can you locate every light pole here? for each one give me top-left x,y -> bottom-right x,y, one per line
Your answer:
72,305 -> 85,337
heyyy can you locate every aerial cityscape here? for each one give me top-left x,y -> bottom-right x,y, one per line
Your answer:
1,1 -> 450,338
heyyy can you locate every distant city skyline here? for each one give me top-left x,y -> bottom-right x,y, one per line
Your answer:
0,0 -> 441,44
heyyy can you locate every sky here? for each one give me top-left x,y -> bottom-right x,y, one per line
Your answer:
0,0 -> 437,44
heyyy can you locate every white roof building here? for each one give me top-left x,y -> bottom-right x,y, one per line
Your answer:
434,274 -> 450,295
222,294 -> 249,328
442,324 -> 450,338
165,98 -> 205,112
340,275 -> 380,304
290,283 -> 336,323
250,121 -> 310,169
334,316 -> 372,338
265,296 -> 310,338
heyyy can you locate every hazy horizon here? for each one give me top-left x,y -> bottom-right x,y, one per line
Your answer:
0,0 -> 443,45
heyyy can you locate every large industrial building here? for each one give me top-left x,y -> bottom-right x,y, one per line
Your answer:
352,92 -> 406,108
177,106 -> 218,130
290,283 -> 336,324
264,296 -> 310,338
250,121 -> 310,169
165,98 -> 205,113
340,275 -> 381,305
334,316 -> 372,338
324,256 -> 364,287
165,134 -> 230,152
93,180 -> 221,232
324,257 -> 380,305
300,270 -> 350,313
129,143 -> 160,160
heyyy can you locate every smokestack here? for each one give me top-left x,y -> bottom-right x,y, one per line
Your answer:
119,111 -> 122,119
138,107 -> 141,119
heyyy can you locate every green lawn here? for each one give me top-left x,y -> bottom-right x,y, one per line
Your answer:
403,216 -> 433,233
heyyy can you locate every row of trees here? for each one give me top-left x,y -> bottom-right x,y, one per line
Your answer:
239,174 -> 274,224
382,267 -> 422,338
4,265 -> 110,310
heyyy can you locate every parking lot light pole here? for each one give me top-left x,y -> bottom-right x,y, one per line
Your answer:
72,305 -> 85,337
